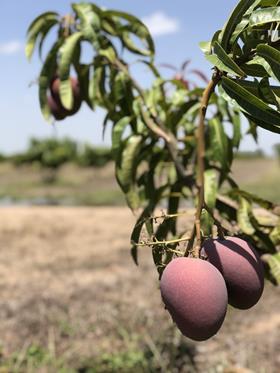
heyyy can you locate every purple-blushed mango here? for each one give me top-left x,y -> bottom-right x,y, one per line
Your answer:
203,237 -> 264,310
160,257 -> 228,341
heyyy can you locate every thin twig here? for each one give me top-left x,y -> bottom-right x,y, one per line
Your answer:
134,236 -> 190,247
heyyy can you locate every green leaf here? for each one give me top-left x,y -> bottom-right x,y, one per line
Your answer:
249,6 -> 280,26
244,112 -> 280,134
240,62 -> 269,77
72,3 -> 101,41
38,20 -> 59,60
199,41 -> 212,55
116,135 -> 143,210
262,253 -> 280,284
26,12 -> 59,60
229,189 -> 275,209
58,32 -> 83,109
220,0 -> 261,51
205,55 -> 241,77
99,46 -> 116,63
232,112 -> 242,148
270,224 -> 280,245
256,44 -> 280,82
112,116 -> 131,160
221,77 -> 280,128
204,169 -> 218,209
103,10 -> 154,56
38,42 -> 60,120
212,41 -> 246,77
237,197 -> 255,235
208,117 -> 229,170
117,135 -> 142,191
258,77 -> 280,108
229,78 -> 280,98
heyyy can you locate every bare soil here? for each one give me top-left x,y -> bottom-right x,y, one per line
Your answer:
0,207 -> 279,372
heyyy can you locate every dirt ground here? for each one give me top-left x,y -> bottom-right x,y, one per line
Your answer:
0,207 -> 279,372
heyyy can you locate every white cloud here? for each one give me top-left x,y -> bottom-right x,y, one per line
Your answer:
142,11 -> 180,37
0,40 -> 23,55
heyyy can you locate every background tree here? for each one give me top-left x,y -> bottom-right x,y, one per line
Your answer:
26,1 -> 280,287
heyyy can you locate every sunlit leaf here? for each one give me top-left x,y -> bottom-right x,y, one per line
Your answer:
262,253 -> 280,284
237,197 -> 255,235
212,41 -> 246,77
249,6 -> 280,26
38,42 -> 60,120
256,44 -> 280,82
26,12 -> 59,60
58,32 -> 83,109
220,0 -> 260,51
208,117 -> 229,170
221,77 -> 280,128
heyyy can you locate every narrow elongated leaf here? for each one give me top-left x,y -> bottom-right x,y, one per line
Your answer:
232,112 -> 242,148
247,55 -> 276,79
38,20 -> 59,59
237,197 -> 255,235
58,32 -> 83,109
27,11 -> 58,35
270,224 -> 280,245
250,6 -> 280,26
103,10 -> 154,56
112,116 -> 131,159
244,112 -> 280,133
26,13 -> 58,60
208,117 -> 229,170
262,253 -> 280,284
38,42 -> 60,120
212,41 -> 246,77
205,54 -> 243,77
117,135 -> 142,191
229,16 -> 250,44
204,169 -> 218,209
256,44 -> 280,82
258,77 -> 280,108
199,41 -> 212,55
221,77 -> 280,126
229,189 -> 275,209
229,78 -> 280,98
220,0 -> 260,51
240,62 -> 269,77
72,3 -> 101,41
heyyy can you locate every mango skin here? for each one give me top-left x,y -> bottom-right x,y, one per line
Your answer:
203,237 -> 264,310
160,257 -> 228,341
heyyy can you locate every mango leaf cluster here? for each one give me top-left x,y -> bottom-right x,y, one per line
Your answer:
202,0 -> 280,134
26,1 -> 280,283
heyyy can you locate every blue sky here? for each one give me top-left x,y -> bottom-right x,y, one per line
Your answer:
0,0 -> 278,154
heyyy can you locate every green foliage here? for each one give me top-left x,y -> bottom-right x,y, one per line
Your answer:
27,1 -> 280,285
12,138 -> 78,169
11,138 -> 112,169
77,145 -> 112,167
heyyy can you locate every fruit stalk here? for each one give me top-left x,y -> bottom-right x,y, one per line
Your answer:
189,70 -> 221,258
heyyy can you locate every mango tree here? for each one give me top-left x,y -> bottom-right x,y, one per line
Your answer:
26,0 -> 280,340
